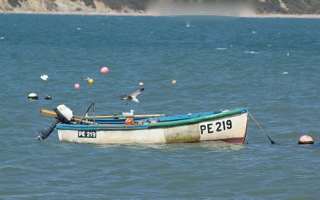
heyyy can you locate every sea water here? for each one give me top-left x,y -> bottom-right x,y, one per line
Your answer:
0,14 -> 319,199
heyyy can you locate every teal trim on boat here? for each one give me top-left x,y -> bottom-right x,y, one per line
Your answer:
147,108 -> 247,129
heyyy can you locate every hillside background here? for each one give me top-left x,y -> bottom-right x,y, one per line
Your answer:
0,0 -> 320,15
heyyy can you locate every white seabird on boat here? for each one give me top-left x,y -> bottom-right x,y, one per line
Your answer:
121,110 -> 135,117
120,88 -> 144,106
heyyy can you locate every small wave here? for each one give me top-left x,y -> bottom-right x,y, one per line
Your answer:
216,47 -> 228,51
245,50 -> 258,54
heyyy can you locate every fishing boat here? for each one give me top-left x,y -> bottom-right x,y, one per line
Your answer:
39,104 -> 249,144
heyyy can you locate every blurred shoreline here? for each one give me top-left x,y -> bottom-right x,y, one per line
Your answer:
1,10 -> 320,18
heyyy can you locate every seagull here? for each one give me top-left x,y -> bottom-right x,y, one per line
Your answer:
120,88 -> 144,106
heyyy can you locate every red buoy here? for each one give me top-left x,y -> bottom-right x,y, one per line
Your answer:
100,67 -> 109,74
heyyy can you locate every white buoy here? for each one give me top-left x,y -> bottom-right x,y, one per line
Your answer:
40,74 -> 49,81
298,135 -> 314,145
28,93 -> 38,100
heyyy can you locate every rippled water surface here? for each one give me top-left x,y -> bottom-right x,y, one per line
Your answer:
0,14 -> 320,199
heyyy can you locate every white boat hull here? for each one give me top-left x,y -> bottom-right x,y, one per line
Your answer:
57,112 -> 248,144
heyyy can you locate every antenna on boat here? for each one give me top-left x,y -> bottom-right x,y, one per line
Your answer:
248,111 -> 276,144
78,100 -> 95,124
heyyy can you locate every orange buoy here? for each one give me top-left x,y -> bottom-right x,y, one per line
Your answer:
125,118 -> 135,125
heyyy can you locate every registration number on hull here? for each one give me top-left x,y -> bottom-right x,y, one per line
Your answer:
78,130 -> 96,138
199,120 -> 232,134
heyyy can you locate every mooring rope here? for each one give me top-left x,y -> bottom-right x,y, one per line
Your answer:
248,111 -> 276,144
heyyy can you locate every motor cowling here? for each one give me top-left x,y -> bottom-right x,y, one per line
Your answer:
54,104 -> 74,124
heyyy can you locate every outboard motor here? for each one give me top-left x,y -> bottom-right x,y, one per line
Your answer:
54,104 -> 74,124
38,105 -> 74,140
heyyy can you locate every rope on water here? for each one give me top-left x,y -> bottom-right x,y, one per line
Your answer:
248,111 -> 276,144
